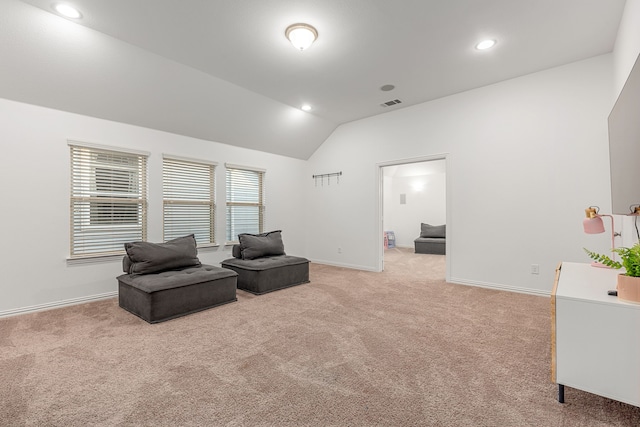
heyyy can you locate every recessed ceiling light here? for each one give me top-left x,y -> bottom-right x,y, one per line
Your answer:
301,104 -> 312,112
53,3 -> 82,19
285,24 -> 318,51
476,39 -> 496,50
380,84 -> 395,92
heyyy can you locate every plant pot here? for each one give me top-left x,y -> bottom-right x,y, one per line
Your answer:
617,274 -> 640,304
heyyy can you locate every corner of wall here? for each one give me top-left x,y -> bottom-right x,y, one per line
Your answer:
613,0 -> 640,96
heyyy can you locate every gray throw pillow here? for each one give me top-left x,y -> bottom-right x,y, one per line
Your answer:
232,244 -> 242,259
238,230 -> 285,260
420,223 -> 446,238
124,234 -> 201,275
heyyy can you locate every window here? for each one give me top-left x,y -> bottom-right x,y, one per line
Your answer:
69,141 -> 148,257
225,164 -> 265,242
163,156 -> 216,245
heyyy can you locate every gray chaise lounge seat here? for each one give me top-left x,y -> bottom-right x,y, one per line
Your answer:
414,223 -> 446,255
221,230 -> 310,295
117,234 -> 238,323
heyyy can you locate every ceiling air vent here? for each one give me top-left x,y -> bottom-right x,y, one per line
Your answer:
381,99 -> 402,108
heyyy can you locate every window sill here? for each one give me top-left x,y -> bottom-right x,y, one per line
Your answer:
67,253 -> 124,266
196,243 -> 220,252
67,244 -> 222,266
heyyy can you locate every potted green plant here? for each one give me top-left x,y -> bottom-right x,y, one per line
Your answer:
584,242 -> 640,303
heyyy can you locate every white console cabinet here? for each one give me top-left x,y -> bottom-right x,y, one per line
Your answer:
551,262 -> 640,407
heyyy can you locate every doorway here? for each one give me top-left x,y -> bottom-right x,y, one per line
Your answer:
376,155 -> 450,281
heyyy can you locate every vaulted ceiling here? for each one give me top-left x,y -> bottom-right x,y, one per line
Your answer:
2,0 -> 627,159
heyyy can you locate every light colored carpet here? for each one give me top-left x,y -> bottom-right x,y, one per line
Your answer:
1,247 -> 639,426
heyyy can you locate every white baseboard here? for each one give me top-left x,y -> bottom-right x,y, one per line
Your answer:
308,258 -> 379,272
308,261 -> 548,296
0,291 -> 117,319
0,275 -> 547,319
449,277 -> 550,297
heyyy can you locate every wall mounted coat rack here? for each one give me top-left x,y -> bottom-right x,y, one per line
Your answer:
313,171 -> 342,186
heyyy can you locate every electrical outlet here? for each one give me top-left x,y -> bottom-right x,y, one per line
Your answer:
338,247 -> 342,254
531,264 -> 540,275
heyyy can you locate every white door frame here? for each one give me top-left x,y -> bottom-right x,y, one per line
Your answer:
375,153 -> 452,282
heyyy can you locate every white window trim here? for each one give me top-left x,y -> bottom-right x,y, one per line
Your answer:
66,253 -> 124,265
225,163 -> 266,173
163,155 -> 217,245
225,164 -> 266,243
164,154 -> 218,166
68,139 -> 150,157
69,141 -> 148,260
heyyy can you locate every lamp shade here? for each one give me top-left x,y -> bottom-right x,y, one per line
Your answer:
285,24 -> 318,50
583,216 -> 605,234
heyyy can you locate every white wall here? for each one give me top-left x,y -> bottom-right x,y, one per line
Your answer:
306,54 -> 614,294
0,98 -> 307,315
383,173 -> 446,248
613,0 -> 640,97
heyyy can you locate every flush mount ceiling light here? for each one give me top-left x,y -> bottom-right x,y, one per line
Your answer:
476,39 -> 496,50
52,3 -> 82,19
285,23 -> 318,51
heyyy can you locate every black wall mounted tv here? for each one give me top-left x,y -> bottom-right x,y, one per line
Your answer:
609,52 -> 640,215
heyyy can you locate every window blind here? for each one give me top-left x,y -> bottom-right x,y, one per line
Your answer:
226,166 -> 265,242
70,144 -> 147,257
163,156 -> 216,244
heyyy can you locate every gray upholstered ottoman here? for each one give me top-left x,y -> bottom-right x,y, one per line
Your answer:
414,223 -> 446,255
222,230 -> 310,295
221,255 -> 309,295
118,265 -> 237,323
414,237 -> 446,254
117,234 -> 238,323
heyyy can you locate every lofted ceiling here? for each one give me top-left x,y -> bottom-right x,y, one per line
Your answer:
3,0 -> 627,159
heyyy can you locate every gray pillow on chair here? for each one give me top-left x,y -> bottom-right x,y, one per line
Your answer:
124,234 -> 201,275
420,223 -> 446,238
232,244 -> 242,259
238,230 -> 285,260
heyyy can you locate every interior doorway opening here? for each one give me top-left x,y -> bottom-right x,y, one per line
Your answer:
377,155 -> 450,281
